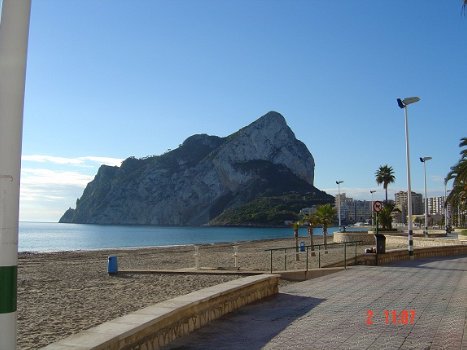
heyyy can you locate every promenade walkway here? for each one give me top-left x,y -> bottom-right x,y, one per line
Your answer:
166,255 -> 467,350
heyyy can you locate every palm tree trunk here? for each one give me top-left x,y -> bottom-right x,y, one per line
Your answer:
323,225 -> 327,251
308,225 -> 315,256
308,226 -> 314,250
294,228 -> 299,261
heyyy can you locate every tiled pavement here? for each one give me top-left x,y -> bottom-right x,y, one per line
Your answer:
166,255 -> 467,350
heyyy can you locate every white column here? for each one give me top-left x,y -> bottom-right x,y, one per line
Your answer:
444,183 -> 448,234
423,160 -> 428,236
0,1 -> 31,349
337,185 -> 341,227
404,106 -> 414,259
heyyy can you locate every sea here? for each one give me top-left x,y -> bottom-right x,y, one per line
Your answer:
18,222 -> 345,253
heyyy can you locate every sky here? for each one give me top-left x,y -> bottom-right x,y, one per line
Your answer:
14,0 -> 467,222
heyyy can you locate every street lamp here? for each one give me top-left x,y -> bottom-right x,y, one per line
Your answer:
397,96 -> 420,259
420,156 -> 432,237
0,2 -> 32,350
336,180 -> 344,229
370,190 -> 376,227
444,180 -> 450,235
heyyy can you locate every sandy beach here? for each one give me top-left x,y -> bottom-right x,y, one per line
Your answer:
16,236 -> 333,349
17,234 -> 449,349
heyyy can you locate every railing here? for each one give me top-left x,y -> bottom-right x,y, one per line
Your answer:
114,240 -> 368,273
265,241 -> 364,273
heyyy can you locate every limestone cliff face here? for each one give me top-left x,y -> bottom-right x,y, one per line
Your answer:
212,112 -> 314,189
59,111 -> 320,226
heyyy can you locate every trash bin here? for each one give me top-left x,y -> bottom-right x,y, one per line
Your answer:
108,256 -> 118,275
374,234 -> 386,254
300,241 -> 305,252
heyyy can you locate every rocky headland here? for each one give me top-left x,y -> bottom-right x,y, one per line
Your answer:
60,111 -> 333,226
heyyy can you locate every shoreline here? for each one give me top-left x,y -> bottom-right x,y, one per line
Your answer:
19,222 -> 349,253
18,234 -> 330,255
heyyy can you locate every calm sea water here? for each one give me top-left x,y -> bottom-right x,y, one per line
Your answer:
18,222 -> 343,252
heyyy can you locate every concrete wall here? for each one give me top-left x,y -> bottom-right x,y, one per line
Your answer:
358,245 -> 467,266
386,235 -> 461,248
278,267 -> 344,281
333,231 -> 374,244
42,274 -> 279,350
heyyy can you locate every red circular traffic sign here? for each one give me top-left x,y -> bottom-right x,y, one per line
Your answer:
373,201 -> 383,212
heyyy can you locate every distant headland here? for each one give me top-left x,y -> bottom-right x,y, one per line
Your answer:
59,111 -> 334,226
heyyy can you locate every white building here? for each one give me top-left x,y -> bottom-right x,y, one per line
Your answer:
335,193 -> 372,224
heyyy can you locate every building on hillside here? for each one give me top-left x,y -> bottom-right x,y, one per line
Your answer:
299,207 -> 317,216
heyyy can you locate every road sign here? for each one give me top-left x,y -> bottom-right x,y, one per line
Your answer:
373,201 -> 383,213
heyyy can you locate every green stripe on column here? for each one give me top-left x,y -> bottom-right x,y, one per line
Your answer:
0,266 -> 17,313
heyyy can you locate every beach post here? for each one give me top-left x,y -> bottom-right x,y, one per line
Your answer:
0,1 -> 31,349
194,246 -> 200,269
233,245 -> 238,268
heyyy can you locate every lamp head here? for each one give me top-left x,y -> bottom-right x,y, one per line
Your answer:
397,96 -> 420,108
370,190 -> 376,194
397,98 -> 405,109
420,156 -> 432,162
336,180 -> 343,185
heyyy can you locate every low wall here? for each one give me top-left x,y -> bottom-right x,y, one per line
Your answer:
385,235 -> 461,248
278,267 -> 344,281
333,231 -> 374,244
368,230 -> 446,237
357,245 -> 467,266
42,274 -> 279,350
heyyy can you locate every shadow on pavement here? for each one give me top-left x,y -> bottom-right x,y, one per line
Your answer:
165,293 -> 325,350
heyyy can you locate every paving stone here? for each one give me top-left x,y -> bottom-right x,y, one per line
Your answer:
165,255 -> 467,350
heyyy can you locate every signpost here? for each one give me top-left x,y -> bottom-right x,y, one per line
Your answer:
373,201 -> 383,213
373,201 -> 383,235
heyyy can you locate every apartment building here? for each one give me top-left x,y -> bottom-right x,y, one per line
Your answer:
394,191 -> 423,223
335,193 -> 372,224
427,196 -> 448,215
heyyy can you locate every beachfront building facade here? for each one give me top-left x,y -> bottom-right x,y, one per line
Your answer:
427,196 -> 452,216
334,193 -> 372,225
427,196 -> 453,227
394,191 -> 423,224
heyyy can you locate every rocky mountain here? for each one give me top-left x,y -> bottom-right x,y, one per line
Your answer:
59,111 -> 333,226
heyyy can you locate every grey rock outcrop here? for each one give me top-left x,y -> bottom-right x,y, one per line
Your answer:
59,111 -> 322,226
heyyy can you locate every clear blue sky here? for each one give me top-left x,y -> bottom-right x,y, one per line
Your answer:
18,0 -> 467,221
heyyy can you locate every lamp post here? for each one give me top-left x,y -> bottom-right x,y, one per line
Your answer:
370,190 -> 376,227
397,96 -> 420,259
336,180 -> 344,229
420,156 -> 432,237
0,1 -> 31,349
444,181 -> 449,235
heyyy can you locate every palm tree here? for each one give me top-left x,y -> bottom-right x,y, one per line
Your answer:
445,137 -> 467,226
313,204 -> 336,250
375,165 -> 396,203
378,203 -> 398,231
304,214 -> 319,255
